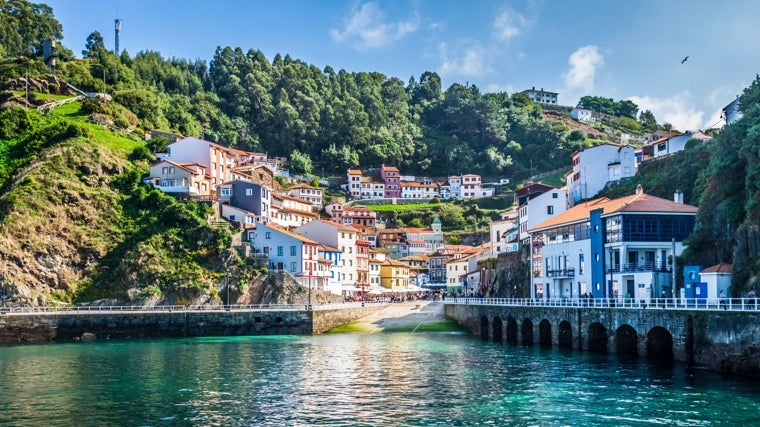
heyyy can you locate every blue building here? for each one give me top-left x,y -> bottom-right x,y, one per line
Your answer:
529,186 -> 697,303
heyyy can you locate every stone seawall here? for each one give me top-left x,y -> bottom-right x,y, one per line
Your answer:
446,304 -> 760,376
0,306 -> 386,343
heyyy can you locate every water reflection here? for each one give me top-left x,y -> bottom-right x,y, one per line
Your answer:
1,333 -> 760,426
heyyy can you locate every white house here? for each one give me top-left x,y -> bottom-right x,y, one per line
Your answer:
490,209 -> 519,255
245,222 -> 320,285
286,184 -> 323,210
296,219 -> 359,289
166,137 -> 242,188
518,186 -> 567,244
521,87 -> 559,104
318,244 -> 344,295
401,180 -> 440,199
566,144 -> 636,207
722,96 -> 742,126
700,263 -> 733,301
146,160 -> 211,196
642,130 -> 711,161
347,169 -> 362,199
570,107 -> 595,122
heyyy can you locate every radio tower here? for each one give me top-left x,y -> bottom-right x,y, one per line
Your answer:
114,19 -> 122,55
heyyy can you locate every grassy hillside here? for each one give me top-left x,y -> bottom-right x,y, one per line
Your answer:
0,102 -> 231,306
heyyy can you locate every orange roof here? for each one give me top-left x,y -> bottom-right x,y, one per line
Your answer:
530,190 -> 697,232
382,259 -> 408,267
263,223 -> 319,245
701,263 -> 732,273
319,244 -> 341,252
348,169 -> 362,175
382,165 -> 399,172
278,206 -> 318,217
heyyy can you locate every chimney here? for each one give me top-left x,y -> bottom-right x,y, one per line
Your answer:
674,190 -> 683,204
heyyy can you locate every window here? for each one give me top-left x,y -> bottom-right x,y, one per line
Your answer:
221,187 -> 231,196
552,192 -> 558,198
547,206 -> 554,215
246,188 -> 253,196
291,262 -> 296,272
265,232 -> 271,239
291,246 -> 297,256
277,246 -> 283,256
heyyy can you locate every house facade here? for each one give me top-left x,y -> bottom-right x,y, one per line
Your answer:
219,180 -> 271,224
166,137 -> 240,188
528,186 -> 698,303
518,185 -> 567,245
347,169 -> 362,199
245,222 -> 320,281
520,87 -> 559,104
147,160 -> 211,196
566,144 -> 636,207
381,165 -> 401,198
296,220 -> 359,289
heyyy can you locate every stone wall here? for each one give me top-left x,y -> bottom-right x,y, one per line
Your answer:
445,304 -> 760,376
0,305 -> 388,343
0,310 -> 312,343
311,305 -> 384,333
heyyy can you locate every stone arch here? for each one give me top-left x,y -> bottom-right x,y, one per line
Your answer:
506,317 -> 518,344
588,322 -> 608,353
521,318 -> 534,345
480,315 -> 489,340
539,319 -> 552,346
558,320 -> 573,348
646,326 -> 674,361
615,324 -> 638,355
493,316 -> 503,342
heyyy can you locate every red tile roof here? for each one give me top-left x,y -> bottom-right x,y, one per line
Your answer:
700,263 -> 732,273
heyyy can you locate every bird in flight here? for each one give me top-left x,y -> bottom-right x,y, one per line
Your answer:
681,56 -> 689,64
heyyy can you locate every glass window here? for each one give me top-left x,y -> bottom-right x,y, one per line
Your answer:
291,246 -> 297,256
277,246 -> 283,256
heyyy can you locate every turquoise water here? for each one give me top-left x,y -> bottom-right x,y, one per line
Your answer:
1,332 -> 759,426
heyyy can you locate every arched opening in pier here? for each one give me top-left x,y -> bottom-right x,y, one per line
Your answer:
521,318 -> 534,345
480,316 -> 489,340
493,317 -> 503,342
615,324 -> 638,355
539,319 -> 552,346
558,320 -> 573,348
646,326 -> 673,361
588,322 -> 608,353
506,317 -> 518,344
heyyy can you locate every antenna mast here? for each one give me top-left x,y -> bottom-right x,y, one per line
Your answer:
114,19 -> 122,55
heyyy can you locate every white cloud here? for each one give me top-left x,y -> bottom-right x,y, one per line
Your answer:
628,93 -> 705,131
562,45 -> 604,93
437,42 -> 490,77
492,9 -> 529,42
330,2 -> 419,50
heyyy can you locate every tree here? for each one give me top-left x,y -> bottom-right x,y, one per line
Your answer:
639,110 -> 658,132
288,149 -> 313,175
0,0 -> 62,58
82,31 -> 106,59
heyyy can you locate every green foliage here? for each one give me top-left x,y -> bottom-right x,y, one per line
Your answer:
0,0 -> 62,58
579,96 -> 639,118
0,106 -> 31,139
288,149 -> 313,175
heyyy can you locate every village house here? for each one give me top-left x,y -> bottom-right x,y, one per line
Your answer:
640,130 -> 711,161
528,186 -> 697,303
286,184 -> 324,211
245,222 -> 320,285
490,209 -> 519,255
380,258 -> 410,292
146,159 -> 212,197
165,137 -> 243,188
218,180 -> 271,225
296,219 -> 359,295
517,183 -> 567,247
566,143 -> 636,207
381,165 -> 401,198
269,193 -> 317,228
318,244 -> 343,295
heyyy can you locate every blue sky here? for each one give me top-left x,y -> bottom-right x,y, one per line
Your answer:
44,0 -> 760,131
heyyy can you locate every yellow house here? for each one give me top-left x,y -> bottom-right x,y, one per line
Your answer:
380,259 -> 410,291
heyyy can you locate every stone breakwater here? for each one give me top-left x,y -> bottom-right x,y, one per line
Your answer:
0,305 -> 386,343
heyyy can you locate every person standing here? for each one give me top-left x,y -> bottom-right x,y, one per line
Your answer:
719,289 -> 727,310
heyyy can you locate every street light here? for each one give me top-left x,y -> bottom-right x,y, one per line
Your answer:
308,264 -> 312,310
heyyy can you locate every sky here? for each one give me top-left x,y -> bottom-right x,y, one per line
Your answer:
43,0 -> 760,131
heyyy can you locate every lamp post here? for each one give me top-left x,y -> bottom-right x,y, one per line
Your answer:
608,247 -> 614,305
308,265 -> 312,310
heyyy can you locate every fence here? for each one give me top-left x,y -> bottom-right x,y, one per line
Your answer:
445,297 -> 760,311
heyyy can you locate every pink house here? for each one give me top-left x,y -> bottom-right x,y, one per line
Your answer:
381,165 -> 401,198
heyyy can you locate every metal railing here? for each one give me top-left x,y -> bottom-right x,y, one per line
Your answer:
445,297 -> 760,311
0,301 -> 388,315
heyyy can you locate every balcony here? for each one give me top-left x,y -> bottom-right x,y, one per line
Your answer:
546,268 -> 575,278
606,262 -> 672,273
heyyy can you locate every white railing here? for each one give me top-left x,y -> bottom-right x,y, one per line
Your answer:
445,297 -> 760,311
0,301 -> 388,315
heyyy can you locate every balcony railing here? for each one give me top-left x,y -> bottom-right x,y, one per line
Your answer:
546,268 -> 575,278
606,262 -> 672,273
